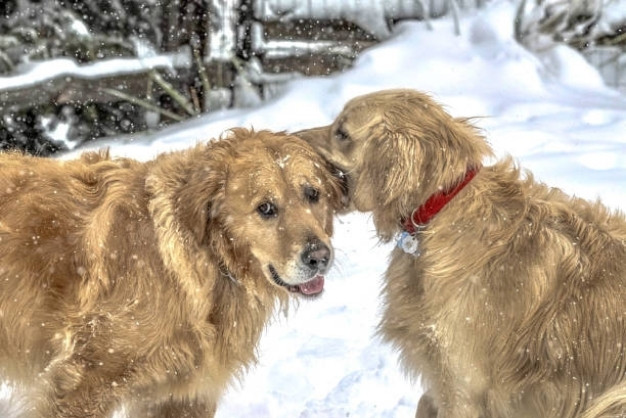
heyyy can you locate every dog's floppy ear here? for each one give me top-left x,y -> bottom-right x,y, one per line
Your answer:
358,122 -> 424,207
176,145 -> 229,245
146,143 -> 228,247
352,123 -> 426,239
359,113 -> 491,207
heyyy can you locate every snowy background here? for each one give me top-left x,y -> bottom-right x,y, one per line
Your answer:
3,0 -> 626,417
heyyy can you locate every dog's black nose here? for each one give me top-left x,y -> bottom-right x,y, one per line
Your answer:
301,238 -> 331,272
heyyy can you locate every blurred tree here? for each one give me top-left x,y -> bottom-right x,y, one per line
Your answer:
0,108 -> 64,156
0,0 -> 527,155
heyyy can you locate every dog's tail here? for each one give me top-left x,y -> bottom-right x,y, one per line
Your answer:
581,382 -> 626,418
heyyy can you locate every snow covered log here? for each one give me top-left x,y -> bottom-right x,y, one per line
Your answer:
0,52 -> 192,113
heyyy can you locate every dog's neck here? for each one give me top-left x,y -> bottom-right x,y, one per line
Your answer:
402,167 -> 480,234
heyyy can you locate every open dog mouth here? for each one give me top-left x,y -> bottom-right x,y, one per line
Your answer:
269,265 -> 325,296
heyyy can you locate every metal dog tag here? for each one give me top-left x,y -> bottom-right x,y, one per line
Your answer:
397,231 -> 420,256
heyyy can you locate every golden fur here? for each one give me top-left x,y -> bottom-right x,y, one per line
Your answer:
296,89 -> 626,418
0,129 -> 342,417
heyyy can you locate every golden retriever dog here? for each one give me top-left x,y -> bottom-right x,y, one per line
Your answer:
0,128 -> 343,418
296,89 -> 626,418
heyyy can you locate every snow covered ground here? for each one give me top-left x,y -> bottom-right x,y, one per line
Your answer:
3,1 -> 626,417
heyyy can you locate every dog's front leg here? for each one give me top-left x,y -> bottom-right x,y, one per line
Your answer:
37,356 -> 126,418
142,398 -> 217,418
415,392 -> 438,418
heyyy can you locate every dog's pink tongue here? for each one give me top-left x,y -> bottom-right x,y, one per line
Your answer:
300,275 -> 325,295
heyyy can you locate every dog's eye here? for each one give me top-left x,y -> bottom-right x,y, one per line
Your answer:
335,127 -> 349,142
304,186 -> 319,203
257,202 -> 278,219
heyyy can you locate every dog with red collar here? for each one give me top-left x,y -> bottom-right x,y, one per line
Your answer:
296,89 -> 626,418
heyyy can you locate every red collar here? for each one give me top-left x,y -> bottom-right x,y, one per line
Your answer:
402,167 -> 480,234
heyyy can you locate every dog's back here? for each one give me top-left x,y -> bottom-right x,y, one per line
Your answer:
504,173 -> 626,416
0,151 -> 145,379
379,161 -> 626,417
